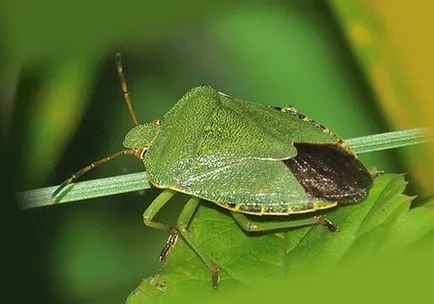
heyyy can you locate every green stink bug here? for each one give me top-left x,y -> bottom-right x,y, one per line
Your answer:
53,53 -> 373,288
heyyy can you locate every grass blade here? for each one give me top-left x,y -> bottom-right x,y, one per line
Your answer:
347,128 -> 432,154
17,128 -> 432,209
19,172 -> 150,209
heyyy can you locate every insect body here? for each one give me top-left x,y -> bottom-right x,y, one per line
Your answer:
54,54 -> 373,288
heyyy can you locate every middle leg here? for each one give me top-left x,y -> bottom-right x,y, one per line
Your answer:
175,196 -> 220,289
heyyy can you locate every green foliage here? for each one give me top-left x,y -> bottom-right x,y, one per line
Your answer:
7,2 -> 433,302
127,174 -> 434,303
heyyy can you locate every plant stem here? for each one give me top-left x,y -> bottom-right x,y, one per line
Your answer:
17,127 -> 432,209
19,173 -> 150,209
346,127 -> 431,154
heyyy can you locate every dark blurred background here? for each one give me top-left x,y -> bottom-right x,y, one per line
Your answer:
2,1 -> 433,303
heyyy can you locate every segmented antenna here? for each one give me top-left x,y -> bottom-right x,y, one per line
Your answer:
52,53 -> 143,198
52,149 -> 135,198
115,52 -> 140,126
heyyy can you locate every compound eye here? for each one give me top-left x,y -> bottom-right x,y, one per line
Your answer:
135,147 -> 147,160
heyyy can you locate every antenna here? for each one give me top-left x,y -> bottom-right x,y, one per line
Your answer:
52,149 -> 135,198
115,52 -> 140,126
52,53 -> 143,198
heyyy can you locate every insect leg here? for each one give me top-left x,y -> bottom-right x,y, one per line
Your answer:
231,212 -> 338,233
176,196 -> 220,289
142,189 -> 176,231
159,228 -> 179,262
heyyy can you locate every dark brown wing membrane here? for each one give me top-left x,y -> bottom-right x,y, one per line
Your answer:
284,143 -> 373,203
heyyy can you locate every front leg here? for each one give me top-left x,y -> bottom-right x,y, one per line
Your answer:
159,228 -> 179,262
142,189 -> 176,231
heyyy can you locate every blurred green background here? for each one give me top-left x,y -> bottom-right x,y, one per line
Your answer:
3,0 -> 433,303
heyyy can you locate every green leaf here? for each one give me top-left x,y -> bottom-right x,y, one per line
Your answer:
126,174 -> 434,303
